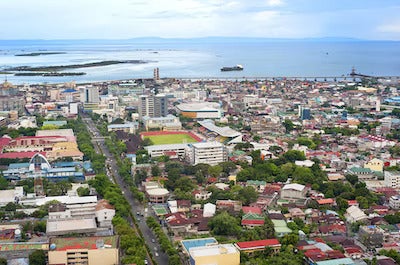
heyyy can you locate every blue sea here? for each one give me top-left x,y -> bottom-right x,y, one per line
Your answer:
1,39 -> 400,84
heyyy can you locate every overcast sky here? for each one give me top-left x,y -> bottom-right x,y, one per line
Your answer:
1,0 -> 399,40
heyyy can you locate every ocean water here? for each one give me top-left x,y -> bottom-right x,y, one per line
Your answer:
0,40 -> 400,84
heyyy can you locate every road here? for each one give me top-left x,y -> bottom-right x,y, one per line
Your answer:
82,117 -> 169,265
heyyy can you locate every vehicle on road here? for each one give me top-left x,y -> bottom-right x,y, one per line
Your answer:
144,259 -> 148,265
155,252 -> 159,257
151,239 -> 155,243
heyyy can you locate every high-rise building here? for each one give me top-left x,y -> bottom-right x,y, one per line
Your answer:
299,107 -> 311,120
186,141 -> 227,165
153,67 -> 160,80
80,86 -> 100,104
139,94 -> 168,118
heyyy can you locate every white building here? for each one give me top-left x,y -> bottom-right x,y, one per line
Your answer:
95,199 -> 116,228
176,102 -> 222,119
0,187 -> 24,207
389,195 -> 400,210
203,203 -> 216,217
80,86 -> 100,104
345,205 -> 368,223
384,171 -> 400,189
280,184 -> 307,200
145,143 -> 188,159
142,114 -> 182,131
107,122 -> 139,134
186,141 -> 227,166
139,94 -> 168,118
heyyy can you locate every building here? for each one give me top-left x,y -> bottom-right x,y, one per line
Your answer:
48,236 -> 119,265
188,244 -> 240,265
80,86 -> 100,104
142,114 -> 182,131
389,195 -> 400,209
234,239 -> 281,254
345,205 -> 368,223
384,171 -> 400,189
107,122 -> 139,134
198,119 -> 242,144
143,182 -> 170,203
364,158 -> 384,172
0,187 -> 24,207
145,143 -> 188,159
176,102 -> 222,119
154,67 -> 160,80
358,225 -> 384,249
186,141 -> 227,165
300,107 -> 311,120
46,199 -> 115,236
280,184 -> 307,200
139,94 -> 168,118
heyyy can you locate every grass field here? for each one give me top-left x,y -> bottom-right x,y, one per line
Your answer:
144,133 -> 198,145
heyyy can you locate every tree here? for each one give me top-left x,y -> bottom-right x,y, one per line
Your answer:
345,174 -> 359,185
283,119 -> 294,133
151,165 -> 161,177
356,196 -> 369,209
77,187 -> 90,196
208,211 -> 240,236
0,257 -> 6,265
208,165 -> 222,178
237,186 -> 258,205
29,250 -> 46,265
281,150 -> 306,163
5,202 -> 17,212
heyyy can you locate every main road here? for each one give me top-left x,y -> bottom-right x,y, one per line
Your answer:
82,116 -> 169,265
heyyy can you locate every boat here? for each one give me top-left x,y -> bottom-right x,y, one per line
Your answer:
220,64 -> 243,72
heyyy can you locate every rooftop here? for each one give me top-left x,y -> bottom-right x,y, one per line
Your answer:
181,237 -> 218,254
49,236 -> 118,251
189,243 -> 238,257
235,239 -> 281,250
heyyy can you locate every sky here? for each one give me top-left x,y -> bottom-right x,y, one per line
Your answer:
1,0 -> 400,40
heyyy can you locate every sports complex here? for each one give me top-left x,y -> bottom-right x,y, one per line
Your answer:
140,131 -> 202,145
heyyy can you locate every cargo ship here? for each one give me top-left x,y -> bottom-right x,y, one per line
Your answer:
220,64 -> 243,71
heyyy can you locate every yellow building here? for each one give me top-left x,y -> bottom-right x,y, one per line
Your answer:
48,236 -> 119,265
189,244 -> 240,265
364,158 -> 384,172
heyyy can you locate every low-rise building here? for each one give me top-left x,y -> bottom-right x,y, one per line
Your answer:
280,183 -> 307,200
384,171 -> 400,189
358,225 -> 384,249
345,205 -> 368,223
389,195 -> 400,209
234,239 -> 281,254
48,236 -> 119,265
188,244 -> 240,265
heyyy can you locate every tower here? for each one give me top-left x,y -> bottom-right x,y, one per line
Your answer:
153,68 -> 160,81
139,94 -> 168,118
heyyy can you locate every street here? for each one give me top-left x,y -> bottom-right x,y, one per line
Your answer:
83,117 -> 169,265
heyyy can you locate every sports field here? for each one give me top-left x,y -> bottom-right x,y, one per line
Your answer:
144,133 -> 198,145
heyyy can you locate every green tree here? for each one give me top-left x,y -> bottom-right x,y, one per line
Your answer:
281,150 -> 306,163
151,165 -> 161,177
283,119 -> 294,133
29,250 -> 46,265
356,196 -> 369,209
5,202 -> 17,212
208,211 -> 241,236
77,187 -> 90,196
208,165 -> 222,178
237,186 -> 258,205
0,257 -> 7,265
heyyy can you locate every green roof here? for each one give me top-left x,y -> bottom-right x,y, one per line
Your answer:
315,258 -> 355,265
246,180 -> 267,186
242,213 -> 264,220
272,219 -> 292,235
0,243 -> 47,251
43,121 -> 67,127
349,167 -> 372,173
152,205 -> 168,216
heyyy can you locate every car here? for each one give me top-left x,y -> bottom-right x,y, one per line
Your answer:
155,252 -> 159,257
151,239 -> 155,243
144,259 -> 148,265
137,211 -> 140,216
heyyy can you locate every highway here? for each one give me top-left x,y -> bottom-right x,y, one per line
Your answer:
82,116 -> 169,265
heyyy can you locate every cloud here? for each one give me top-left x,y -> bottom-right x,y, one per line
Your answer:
266,0 -> 285,7
377,21 -> 400,33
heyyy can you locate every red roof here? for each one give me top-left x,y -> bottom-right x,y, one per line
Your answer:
241,219 -> 265,226
0,137 -> 11,150
242,206 -> 262,215
236,239 -> 280,250
317,198 -> 335,205
0,151 -> 46,159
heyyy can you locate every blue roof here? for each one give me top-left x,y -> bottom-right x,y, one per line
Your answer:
181,238 -> 218,253
8,163 -> 30,169
53,161 -> 79,167
316,258 -> 355,265
47,167 -> 77,173
62,89 -> 77,93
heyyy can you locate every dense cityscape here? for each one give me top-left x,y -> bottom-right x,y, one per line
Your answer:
0,70 -> 398,265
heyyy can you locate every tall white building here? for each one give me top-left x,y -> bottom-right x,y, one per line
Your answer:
80,86 -> 100,103
139,94 -> 168,118
187,141 -> 227,166
384,171 -> 400,189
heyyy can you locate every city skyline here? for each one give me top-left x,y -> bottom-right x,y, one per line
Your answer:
1,0 -> 400,40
